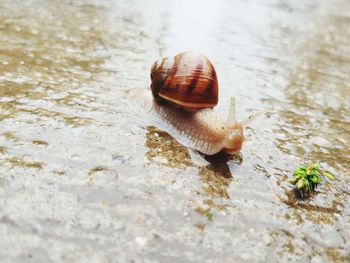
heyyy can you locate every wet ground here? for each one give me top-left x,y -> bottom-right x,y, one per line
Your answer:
0,0 -> 349,262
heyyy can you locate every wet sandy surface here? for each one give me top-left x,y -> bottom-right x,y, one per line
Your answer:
0,0 -> 349,262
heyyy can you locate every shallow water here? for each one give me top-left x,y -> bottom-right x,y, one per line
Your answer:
0,0 -> 349,262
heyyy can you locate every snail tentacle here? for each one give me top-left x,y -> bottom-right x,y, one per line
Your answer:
227,97 -> 236,126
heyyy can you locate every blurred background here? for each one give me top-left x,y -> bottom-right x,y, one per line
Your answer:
0,0 -> 349,262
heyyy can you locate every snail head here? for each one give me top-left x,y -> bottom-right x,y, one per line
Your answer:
223,97 -> 244,155
223,122 -> 244,155
222,97 -> 273,155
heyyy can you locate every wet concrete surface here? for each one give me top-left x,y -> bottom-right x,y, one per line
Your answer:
0,0 -> 349,262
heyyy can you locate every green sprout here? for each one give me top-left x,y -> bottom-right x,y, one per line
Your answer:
289,162 -> 335,197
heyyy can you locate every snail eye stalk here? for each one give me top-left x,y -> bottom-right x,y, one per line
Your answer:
227,97 -> 236,126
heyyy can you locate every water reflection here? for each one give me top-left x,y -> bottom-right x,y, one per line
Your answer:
145,126 -> 193,168
145,126 -> 240,224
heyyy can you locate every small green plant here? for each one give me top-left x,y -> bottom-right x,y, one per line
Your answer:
289,162 -> 335,197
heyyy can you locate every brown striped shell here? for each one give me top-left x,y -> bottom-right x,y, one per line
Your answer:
150,52 -> 219,111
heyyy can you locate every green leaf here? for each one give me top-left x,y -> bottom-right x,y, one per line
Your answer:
323,171 -> 335,181
310,175 -> 320,184
302,178 -> 311,192
296,179 -> 304,189
296,166 -> 307,173
289,177 -> 300,185
311,163 -> 319,170
313,170 -> 321,177
290,162 -> 336,197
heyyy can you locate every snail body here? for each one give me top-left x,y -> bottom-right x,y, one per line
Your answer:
152,97 -> 244,155
128,52 -> 245,155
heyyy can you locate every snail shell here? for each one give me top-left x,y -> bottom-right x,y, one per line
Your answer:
150,52 -> 218,111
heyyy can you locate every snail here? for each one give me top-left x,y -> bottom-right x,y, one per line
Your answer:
128,52 -> 250,156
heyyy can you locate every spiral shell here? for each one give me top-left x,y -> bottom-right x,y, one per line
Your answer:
150,52 -> 219,111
